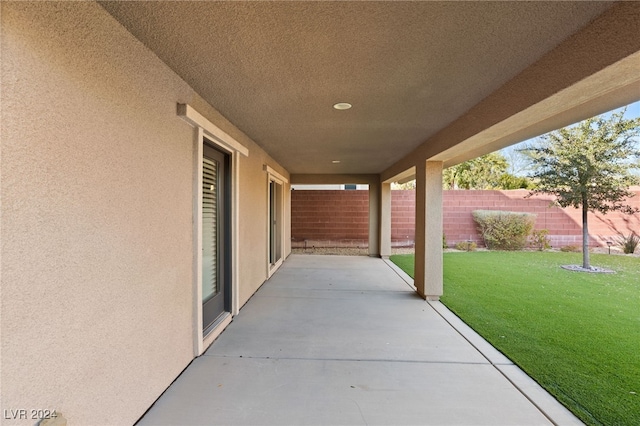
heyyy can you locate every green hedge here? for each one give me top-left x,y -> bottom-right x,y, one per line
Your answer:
472,210 -> 536,250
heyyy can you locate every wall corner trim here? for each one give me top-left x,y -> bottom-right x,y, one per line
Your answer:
177,103 -> 249,157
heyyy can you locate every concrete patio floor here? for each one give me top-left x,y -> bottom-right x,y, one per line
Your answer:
138,255 -> 582,425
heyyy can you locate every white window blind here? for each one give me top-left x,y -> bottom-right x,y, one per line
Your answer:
202,157 -> 219,302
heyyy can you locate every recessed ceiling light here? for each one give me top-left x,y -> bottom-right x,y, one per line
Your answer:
333,102 -> 352,110
332,160 -> 341,164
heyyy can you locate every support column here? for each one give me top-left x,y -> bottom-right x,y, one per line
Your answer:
414,161 -> 443,300
379,182 -> 392,258
368,180 -> 381,257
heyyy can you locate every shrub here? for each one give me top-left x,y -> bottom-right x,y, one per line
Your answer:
443,234 -> 448,249
472,210 -> 535,251
454,241 -> 477,251
530,229 -> 551,251
615,232 -> 639,254
560,245 -> 580,252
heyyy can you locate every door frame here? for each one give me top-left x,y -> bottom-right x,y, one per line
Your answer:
265,165 -> 288,278
178,104 -> 247,356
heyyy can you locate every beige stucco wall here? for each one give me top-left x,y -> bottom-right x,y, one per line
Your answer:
1,2 -> 289,425
186,87 -> 291,308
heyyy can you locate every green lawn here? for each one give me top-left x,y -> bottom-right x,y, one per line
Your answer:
389,251 -> 640,426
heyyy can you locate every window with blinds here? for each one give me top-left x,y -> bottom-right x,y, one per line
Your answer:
202,156 -> 219,303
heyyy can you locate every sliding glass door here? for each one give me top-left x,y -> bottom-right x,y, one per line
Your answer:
202,142 -> 229,332
268,179 -> 283,270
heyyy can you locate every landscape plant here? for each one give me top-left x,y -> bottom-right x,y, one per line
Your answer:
522,109 -> 640,269
615,232 -> 639,254
472,210 -> 535,250
529,229 -> 551,251
454,241 -> 477,251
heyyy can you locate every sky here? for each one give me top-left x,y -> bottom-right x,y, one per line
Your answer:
625,100 -> 640,119
502,100 -> 640,175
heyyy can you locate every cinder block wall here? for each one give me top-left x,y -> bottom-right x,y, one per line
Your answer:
291,188 -> 640,248
291,190 -> 370,247
391,191 -> 416,244
442,190 -> 587,247
442,189 -> 640,247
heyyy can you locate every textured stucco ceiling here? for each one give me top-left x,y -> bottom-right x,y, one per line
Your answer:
100,1 -> 618,174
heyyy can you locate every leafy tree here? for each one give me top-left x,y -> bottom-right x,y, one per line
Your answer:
443,152 -> 533,190
498,173 -> 535,190
391,180 -> 416,190
501,145 -> 535,177
522,109 -> 640,269
443,152 -> 507,190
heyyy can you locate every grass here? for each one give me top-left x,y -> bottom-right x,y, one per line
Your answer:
389,251 -> 640,426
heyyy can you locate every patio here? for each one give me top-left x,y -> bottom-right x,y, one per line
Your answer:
138,255 -> 580,425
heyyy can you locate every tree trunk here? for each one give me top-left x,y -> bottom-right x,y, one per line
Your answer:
582,201 -> 591,270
